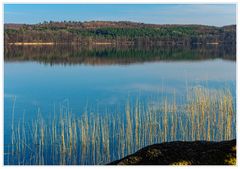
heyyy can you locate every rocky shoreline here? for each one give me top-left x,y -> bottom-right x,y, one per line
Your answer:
109,139 -> 236,165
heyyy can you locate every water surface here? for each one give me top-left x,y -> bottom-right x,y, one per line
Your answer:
4,45 -> 236,164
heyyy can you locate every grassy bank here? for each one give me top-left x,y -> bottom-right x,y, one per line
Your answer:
5,86 -> 236,165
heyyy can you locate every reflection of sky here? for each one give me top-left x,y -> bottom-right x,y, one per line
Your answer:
4,59 -> 235,103
4,59 -> 235,110
4,59 -> 236,143
4,60 -> 235,108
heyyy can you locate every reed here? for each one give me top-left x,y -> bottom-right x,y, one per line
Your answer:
5,86 -> 236,165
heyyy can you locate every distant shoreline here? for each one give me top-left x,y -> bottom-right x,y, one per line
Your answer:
7,42 -> 118,46
7,41 -> 223,46
8,42 -> 55,46
4,21 -> 236,46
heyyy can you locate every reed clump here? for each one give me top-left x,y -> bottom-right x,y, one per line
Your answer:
5,86 -> 236,165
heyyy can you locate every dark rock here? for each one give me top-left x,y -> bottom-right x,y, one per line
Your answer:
109,139 -> 236,165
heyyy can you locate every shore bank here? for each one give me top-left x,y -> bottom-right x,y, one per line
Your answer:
109,139 -> 236,165
8,42 -> 55,45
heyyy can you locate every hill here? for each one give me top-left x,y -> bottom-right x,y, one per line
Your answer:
4,21 -> 236,46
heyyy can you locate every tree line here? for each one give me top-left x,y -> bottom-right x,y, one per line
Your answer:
4,21 -> 236,45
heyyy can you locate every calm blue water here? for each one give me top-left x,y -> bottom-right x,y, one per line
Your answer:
4,53 -> 236,164
4,59 -> 236,137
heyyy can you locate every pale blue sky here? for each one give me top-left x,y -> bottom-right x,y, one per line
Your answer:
4,4 -> 236,26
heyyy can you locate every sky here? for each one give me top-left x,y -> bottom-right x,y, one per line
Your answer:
4,4 -> 236,26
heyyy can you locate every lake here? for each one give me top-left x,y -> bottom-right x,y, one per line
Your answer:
4,45 -> 236,165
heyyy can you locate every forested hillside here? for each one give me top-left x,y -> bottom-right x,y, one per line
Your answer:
4,21 -> 236,45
